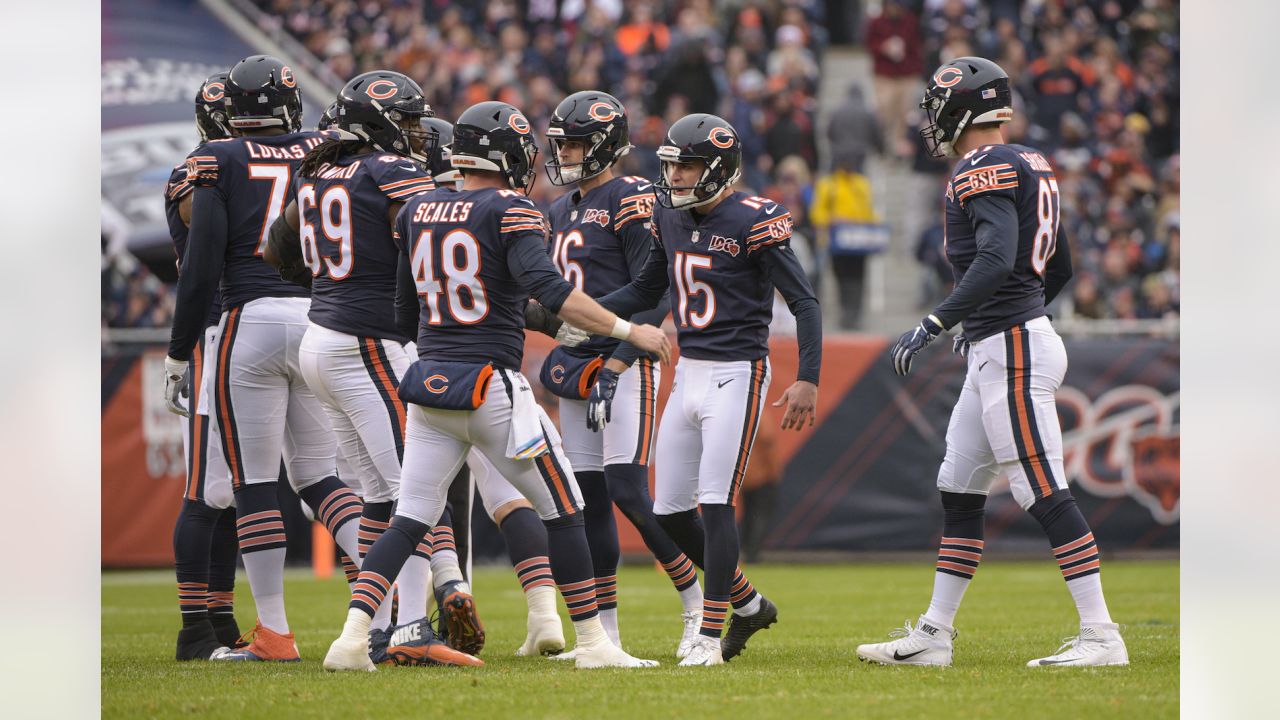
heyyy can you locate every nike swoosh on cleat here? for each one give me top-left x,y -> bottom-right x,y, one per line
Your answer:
893,649 -> 928,661
969,154 -> 989,166
1036,658 -> 1075,665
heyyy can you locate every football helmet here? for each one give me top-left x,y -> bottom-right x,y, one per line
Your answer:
317,101 -> 339,131
336,71 -> 434,162
195,72 -> 232,143
919,56 -> 1013,158
451,101 -> 539,193
419,117 -> 458,185
545,90 -> 633,186
654,113 -> 742,209
224,55 -> 303,132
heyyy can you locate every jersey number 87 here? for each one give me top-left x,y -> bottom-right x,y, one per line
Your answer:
1031,177 -> 1061,276
411,229 -> 490,324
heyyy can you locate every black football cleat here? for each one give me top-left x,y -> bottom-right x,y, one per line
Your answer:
434,581 -> 486,656
210,614 -> 246,649
721,597 -> 778,661
368,626 -> 392,665
175,621 -> 229,661
386,618 -> 484,667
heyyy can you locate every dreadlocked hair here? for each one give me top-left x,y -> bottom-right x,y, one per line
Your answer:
298,139 -> 368,178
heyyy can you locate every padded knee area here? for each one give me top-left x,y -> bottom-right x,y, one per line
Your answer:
656,509 -> 706,568
1027,490 -> 1092,547
604,464 -> 652,526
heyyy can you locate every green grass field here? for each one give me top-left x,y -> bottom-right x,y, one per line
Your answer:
103,559 -> 1178,719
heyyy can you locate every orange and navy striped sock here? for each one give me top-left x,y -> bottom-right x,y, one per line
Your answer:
545,514 -> 599,622
299,477 -> 363,561
1031,491 -> 1113,625
207,590 -> 234,618
558,579 -> 599,622
350,571 -> 392,618
348,515 -> 430,618
594,575 -> 619,611
430,523 -> 465,587
178,582 -> 209,626
700,596 -> 730,638
339,554 -> 359,588
515,556 -> 555,593
925,492 -> 987,627
660,553 -> 699,592
729,567 -> 761,614
358,501 -> 394,562
1054,532 -> 1101,581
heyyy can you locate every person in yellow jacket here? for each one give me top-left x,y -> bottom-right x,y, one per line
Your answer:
810,153 -> 881,329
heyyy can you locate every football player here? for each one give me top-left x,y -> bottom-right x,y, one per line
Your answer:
273,70 -> 484,665
322,101 -> 670,671
541,90 -> 705,658
163,72 -> 242,660
857,57 -> 1126,668
597,114 -> 823,666
163,55 -> 366,662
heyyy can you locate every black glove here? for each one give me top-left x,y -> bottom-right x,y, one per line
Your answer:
890,315 -> 943,376
586,368 -> 620,432
952,332 -> 970,359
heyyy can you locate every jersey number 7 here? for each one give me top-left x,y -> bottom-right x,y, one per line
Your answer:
248,164 -> 292,257
411,229 -> 490,324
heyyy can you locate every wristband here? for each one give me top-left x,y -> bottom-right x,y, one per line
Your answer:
609,317 -> 632,340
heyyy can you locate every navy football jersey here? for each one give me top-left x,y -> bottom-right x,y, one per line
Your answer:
547,175 -> 656,357
650,191 -> 801,362
164,156 -> 221,328
297,151 -> 434,341
187,131 -> 331,309
943,143 -> 1061,340
395,187 -> 565,370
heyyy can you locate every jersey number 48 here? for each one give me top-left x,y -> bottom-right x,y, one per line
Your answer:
411,229 -> 489,324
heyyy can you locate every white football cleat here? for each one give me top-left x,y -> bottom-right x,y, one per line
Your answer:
515,612 -> 565,657
323,635 -> 376,672
548,646 -> 578,661
856,616 -> 955,667
574,639 -> 659,669
1026,623 -> 1129,667
676,610 -> 702,659
678,635 -> 724,666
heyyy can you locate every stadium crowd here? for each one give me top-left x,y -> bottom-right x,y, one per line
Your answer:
102,0 -> 1179,328
882,0 -> 1180,321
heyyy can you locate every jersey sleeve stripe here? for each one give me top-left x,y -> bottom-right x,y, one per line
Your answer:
166,180 -> 193,200
500,223 -> 545,234
957,181 -> 1019,202
379,177 -> 434,191
953,162 -> 1013,180
749,212 -> 792,230
384,185 -> 436,200
954,170 -> 1019,189
746,235 -> 789,252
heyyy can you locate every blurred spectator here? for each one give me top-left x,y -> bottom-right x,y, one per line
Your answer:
826,84 -> 882,174
865,0 -> 923,158
913,0 -> 1179,322
810,154 -> 880,329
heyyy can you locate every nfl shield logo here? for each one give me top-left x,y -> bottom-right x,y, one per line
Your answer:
691,230 -> 700,243
570,210 -> 578,222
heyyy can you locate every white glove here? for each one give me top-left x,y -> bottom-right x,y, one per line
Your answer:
164,356 -> 191,417
555,322 -> 590,348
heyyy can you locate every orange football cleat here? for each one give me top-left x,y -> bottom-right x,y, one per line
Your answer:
212,620 -> 301,662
